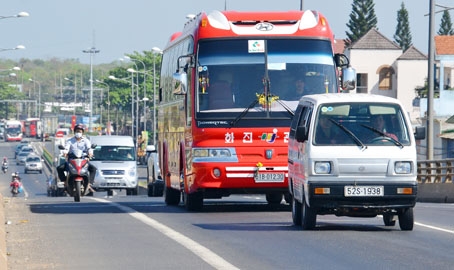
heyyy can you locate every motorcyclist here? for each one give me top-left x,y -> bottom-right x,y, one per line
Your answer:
10,174 -> 22,195
56,124 -> 97,187
11,172 -> 21,182
2,157 -> 7,173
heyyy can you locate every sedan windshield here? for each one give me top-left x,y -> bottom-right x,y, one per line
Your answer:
92,146 -> 136,161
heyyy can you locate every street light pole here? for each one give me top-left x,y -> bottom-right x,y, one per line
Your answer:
126,69 -> 136,137
427,0 -> 435,160
82,47 -> 100,132
95,80 -> 110,135
152,47 -> 162,145
125,56 -> 147,133
28,78 -> 41,118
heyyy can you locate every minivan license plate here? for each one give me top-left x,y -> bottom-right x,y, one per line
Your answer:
254,173 -> 285,183
344,186 -> 384,197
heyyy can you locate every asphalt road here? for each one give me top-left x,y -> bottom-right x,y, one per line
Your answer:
1,140 -> 454,270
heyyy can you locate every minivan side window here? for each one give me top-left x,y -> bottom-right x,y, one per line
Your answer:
289,104 -> 312,141
289,106 -> 303,138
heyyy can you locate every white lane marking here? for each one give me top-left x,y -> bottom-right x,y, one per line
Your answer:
415,222 -> 454,234
91,198 -> 240,270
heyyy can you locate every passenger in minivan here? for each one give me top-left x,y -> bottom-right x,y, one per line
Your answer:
315,116 -> 338,144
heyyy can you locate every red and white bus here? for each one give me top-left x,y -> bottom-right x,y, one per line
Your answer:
157,10 -> 354,210
4,120 -> 23,142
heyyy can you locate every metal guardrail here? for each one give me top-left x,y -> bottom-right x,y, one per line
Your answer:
417,159 -> 454,183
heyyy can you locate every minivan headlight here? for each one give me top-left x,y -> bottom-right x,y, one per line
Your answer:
314,161 -> 331,174
395,161 -> 411,174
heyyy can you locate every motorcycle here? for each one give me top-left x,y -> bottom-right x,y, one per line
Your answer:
2,162 -> 7,173
10,178 -> 22,197
58,145 -> 95,202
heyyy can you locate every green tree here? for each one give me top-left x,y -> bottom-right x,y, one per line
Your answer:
394,2 -> 412,51
345,0 -> 378,46
438,10 -> 454,35
0,82 -> 27,119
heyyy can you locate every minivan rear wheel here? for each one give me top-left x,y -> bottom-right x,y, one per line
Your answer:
301,195 -> 317,230
292,196 -> 302,226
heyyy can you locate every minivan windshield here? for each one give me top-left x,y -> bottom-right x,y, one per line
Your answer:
313,102 -> 411,146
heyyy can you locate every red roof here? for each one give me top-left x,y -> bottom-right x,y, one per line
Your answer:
333,39 -> 346,54
435,35 -> 454,55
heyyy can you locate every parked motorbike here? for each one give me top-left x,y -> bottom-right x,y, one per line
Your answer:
58,145 -> 95,202
2,162 -> 7,173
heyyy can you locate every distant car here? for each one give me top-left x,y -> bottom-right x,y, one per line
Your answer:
146,145 -> 163,197
16,151 -> 30,165
24,154 -> 43,174
15,144 -> 29,158
18,146 -> 34,156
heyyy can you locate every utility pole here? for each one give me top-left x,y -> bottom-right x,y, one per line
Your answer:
82,47 -> 100,132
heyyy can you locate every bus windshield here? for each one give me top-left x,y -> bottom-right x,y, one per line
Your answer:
6,126 -> 21,134
196,39 -> 337,125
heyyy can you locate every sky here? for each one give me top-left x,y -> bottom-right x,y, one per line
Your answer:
1,0 -> 452,65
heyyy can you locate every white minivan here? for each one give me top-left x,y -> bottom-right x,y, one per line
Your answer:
89,136 -> 138,195
288,94 -> 426,230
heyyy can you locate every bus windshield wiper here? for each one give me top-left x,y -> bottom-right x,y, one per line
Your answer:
230,98 -> 259,126
274,98 -> 295,117
361,124 -> 403,148
329,119 -> 367,150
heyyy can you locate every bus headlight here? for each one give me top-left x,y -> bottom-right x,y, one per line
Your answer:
193,148 -> 231,158
192,148 -> 237,163
314,161 -> 331,174
395,161 -> 411,174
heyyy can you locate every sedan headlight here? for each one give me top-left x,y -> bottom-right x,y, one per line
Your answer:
128,167 -> 136,177
314,161 -> 331,174
395,161 -> 412,174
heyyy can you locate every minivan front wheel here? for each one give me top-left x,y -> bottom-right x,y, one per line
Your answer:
398,208 -> 414,231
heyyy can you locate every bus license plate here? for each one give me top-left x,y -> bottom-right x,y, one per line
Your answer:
254,173 -> 285,183
344,186 -> 384,197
